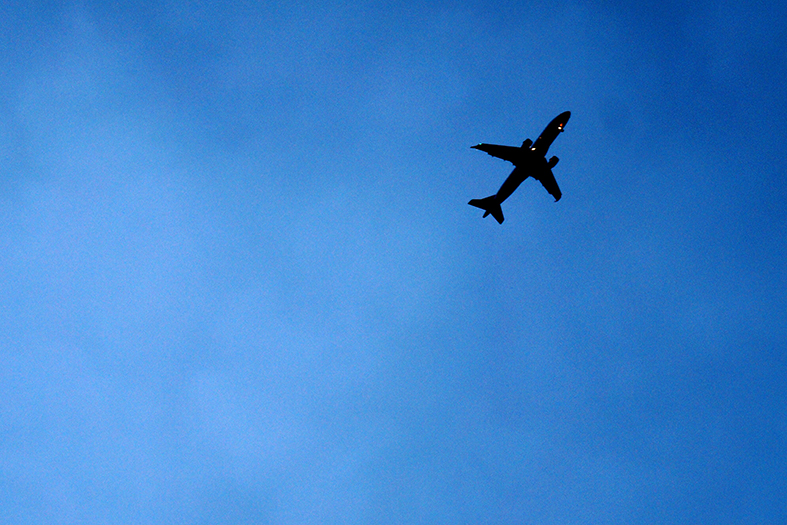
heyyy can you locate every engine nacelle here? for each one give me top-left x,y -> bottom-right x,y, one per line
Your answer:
522,138 -> 532,149
548,156 -> 559,168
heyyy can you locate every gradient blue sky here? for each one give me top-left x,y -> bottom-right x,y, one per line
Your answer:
1,1 -> 786,523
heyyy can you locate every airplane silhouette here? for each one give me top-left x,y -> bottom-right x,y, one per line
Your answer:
469,111 -> 570,224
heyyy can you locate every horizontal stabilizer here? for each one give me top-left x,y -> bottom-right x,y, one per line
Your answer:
468,195 -> 504,224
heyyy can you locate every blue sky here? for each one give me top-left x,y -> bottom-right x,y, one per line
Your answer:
1,1 -> 785,523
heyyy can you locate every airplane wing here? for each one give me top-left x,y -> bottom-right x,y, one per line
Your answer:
532,168 -> 562,201
471,143 -> 521,164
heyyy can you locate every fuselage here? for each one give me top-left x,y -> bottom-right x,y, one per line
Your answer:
531,111 -> 571,156
496,165 -> 529,203
494,111 -> 570,203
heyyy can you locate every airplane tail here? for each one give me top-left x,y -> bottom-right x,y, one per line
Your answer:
468,195 -> 504,224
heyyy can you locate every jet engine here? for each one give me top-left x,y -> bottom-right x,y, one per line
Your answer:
548,156 -> 559,168
522,138 -> 532,149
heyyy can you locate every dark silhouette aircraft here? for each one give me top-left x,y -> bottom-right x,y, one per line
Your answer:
469,111 -> 570,224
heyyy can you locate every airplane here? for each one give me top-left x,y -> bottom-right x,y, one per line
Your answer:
468,111 -> 570,224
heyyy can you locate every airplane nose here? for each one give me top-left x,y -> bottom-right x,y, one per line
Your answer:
557,111 -> 570,131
